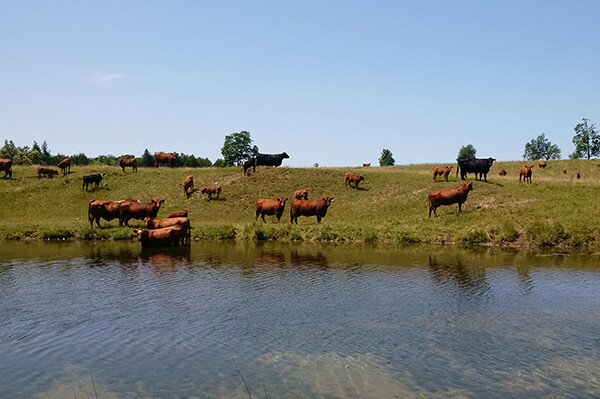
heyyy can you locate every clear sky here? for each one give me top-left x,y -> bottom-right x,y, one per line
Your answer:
1,1 -> 599,166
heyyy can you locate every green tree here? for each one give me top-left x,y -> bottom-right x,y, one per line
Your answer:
41,141 -> 52,165
457,144 -> 477,160
523,133 -> 561,160
213,158 -> 226,167
221,131 -> 259,166
196,157 -> 212,167
379,149 -> 395,166
570,118 -> 600,159
70,153 -> 90,165
141,149 -> 154,167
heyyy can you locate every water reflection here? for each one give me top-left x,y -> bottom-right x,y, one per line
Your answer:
428,254 -> 490,295
290,250 -> 328,269
138,246 -> 191,268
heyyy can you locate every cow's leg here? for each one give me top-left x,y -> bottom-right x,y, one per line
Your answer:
261,214 -> 266,223
317,216 -> 322,223
458,203 -> 462,212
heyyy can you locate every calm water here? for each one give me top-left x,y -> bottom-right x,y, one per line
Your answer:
0,241 -> 598,399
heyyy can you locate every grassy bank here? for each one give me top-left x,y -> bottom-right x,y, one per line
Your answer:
0,160 -> 599,251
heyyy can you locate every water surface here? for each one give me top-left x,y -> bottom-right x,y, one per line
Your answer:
0,241 -> 599,398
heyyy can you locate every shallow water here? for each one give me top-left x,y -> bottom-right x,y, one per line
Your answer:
0,241 -> 599,398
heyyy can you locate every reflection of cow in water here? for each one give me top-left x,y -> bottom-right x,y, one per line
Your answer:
428,254 -> 489,294
290,251 -> 328,268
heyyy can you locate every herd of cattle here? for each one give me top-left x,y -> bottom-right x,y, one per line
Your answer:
0,152 -> 589,246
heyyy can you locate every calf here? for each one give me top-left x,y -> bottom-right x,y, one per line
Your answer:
57,157 -> 71,175
344,172 -> 364,189
167,210 -> 188,218
181,175 -> 194,196
290,197 -> 334,224
201,185 -> 221,200
119,199 -> 165,227
428,182 -> 474,217
432,165 -> 453,182
144,217 -> 191,244
82,173 -> 105,190
255,197 -> 288,222
0,158 -> 12,179
498,168 -> 507,176
119,157 -> 138,172
519,165 -> 533,183
37,167 -> 59,178
293,189 -> 309,200
538,161 -> 548,168
136,225 -> 183,247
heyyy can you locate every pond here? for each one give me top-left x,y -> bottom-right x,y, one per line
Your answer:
0,241 -> 598,398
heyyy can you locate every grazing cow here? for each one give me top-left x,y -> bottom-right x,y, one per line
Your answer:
201,186 -> 221,200
576,172 -> 581,179
344,172 -> 364,189
144,217 -> 191,244
563,168 -> 568,174
456,157 -> 496,182
118,199 -> 165,227
243,152 -> 290,174
499,168 -> 507,176
0,158 -> 12,179
293,189 -> 309,200
432,165 -> 453,182
181,175 -> 194,196
82,173 -> 105,190
88,199 -> 137,228
538,161 -> 548,168
167,210 -> 188,218
255,197 -> 288,222
119,157 -> 138,172
290,197 -> 334,224
362,163 -> 371,167
428,182 -> 474,217
57,157 -> 71,175
136,225 -> 184,247
154,152 -> 177,168
519,165 -> 533,183
37,167 -> 59,178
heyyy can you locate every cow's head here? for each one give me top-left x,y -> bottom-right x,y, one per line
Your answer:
135,229 -> 148,241
462,182 -> 473,192
487,158 -> 496,166
278,197 -> 288,207
282,152 -> 290,159
322,197 -> 334,206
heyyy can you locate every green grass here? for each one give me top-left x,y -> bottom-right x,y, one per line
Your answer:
0,160 -> 599,250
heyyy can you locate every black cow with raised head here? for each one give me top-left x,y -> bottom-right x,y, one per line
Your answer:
243,152 -> 289,174
82,173 -> 106,190
456,157 -> 495,182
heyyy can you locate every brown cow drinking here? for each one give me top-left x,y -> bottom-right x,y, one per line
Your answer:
290,197 -> 334,224
201,186 -> 221,200
432,165 -> 453,182
255,197 -> 287,222
136,225 -> 184,247
519,165 -> 533,183
144,217 -> 191,244
428,182 -> 473,217
344,172 -> 364,190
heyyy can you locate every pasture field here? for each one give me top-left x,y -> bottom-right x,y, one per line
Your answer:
0,160 -> 599,251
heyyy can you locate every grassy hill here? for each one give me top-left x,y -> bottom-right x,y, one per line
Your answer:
0,160 -> 599,251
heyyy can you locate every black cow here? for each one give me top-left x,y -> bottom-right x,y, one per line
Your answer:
243,152 -> 289,174
456,157 -> 495,182
82,173 -> 105,190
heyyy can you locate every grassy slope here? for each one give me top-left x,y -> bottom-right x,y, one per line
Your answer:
0,160 -> 598,250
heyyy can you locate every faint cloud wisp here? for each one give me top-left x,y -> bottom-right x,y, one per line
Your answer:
90,72 -> 126,86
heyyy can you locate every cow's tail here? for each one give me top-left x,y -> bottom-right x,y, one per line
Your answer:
87,200 -> 94,224
456,162 -> 460,178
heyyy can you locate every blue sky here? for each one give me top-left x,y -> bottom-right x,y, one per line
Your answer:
1,1 -> 599,166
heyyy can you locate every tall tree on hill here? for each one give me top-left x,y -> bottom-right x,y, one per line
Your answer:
221,131 -> 259,166
379,149 -> 395,166
523,133 -> 561,160
570,118 -> 599,159
457,144 -> 477,160
141,149 -> 154,167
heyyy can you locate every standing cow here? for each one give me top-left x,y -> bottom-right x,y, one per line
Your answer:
538,161 -> 548,168
0,159 -> 12,179
118,199 -> 165,227
432,165 -> 453,182
255,197 -> 288,222
290,197 -> 334,224
57,158 -> 71,175
344,172 -> 364,189
428,182 -> 474,217
181,175 -> 194,196
82,173 -> 105,190
243,152 -> 289,174
519,165 -> 533,183
119,157 -> 138,172
456,158 -> 496,182
154,152 -> 178,168
200,186 -> 221,200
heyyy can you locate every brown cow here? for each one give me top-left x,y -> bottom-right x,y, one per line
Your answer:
293,189 -> 309,200
538,161 -> 547,168
344,172 -> 364,189
498,168 -> 507,176
290,197 -> 334,224
88,199 -> 138,228
255,197 -> 288,222
119,157 -> 138,172
0,158 -> 12,179
57,157 -> 71,175
181,175 -> 194,196
432,165 -> 453,182
37,167 -> 59,178
136,225 -> 183,247
519,165 -> 533,183
167,210 -> 188,218
201,185 -> 221,200
144,217 -> 191,244
118,199 -> 165,227
428,182 -> 473,217
154,152 -> 177,168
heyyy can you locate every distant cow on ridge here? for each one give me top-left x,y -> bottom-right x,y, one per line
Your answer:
119,157 -> 138,172
154,152 -> 177,168
243,152 -> 289,174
